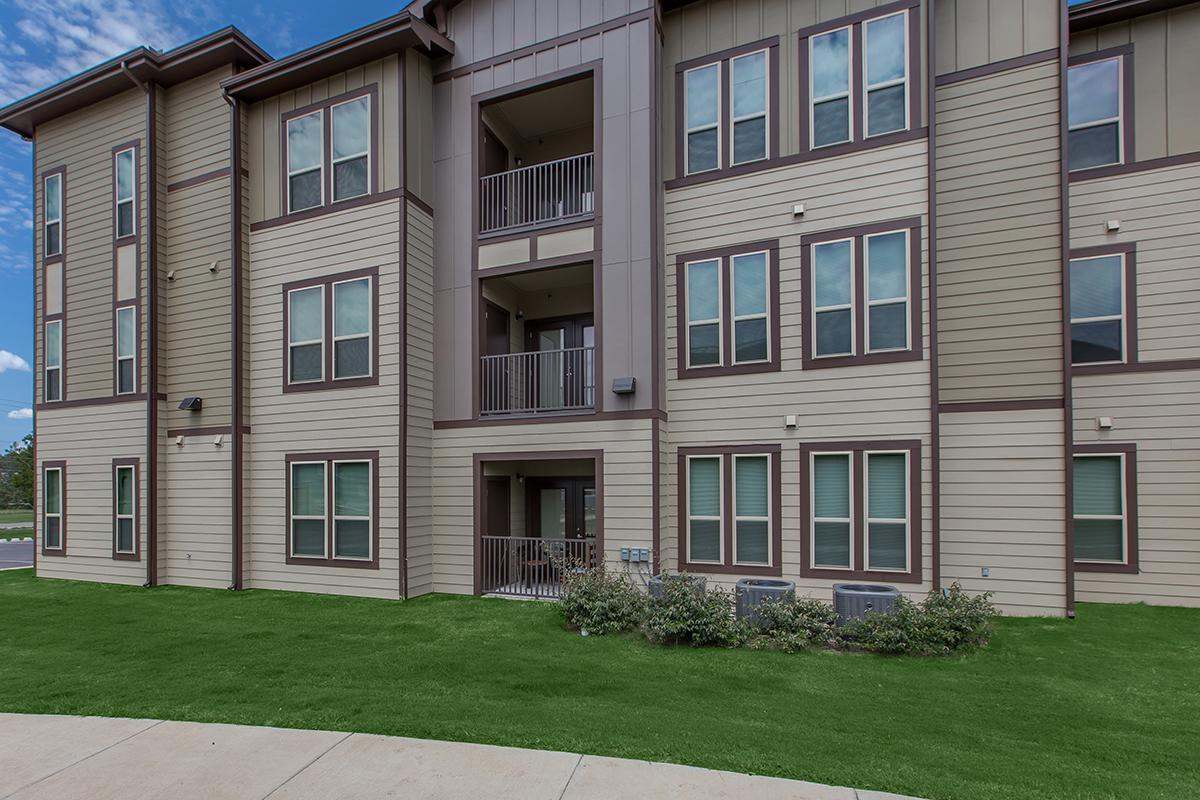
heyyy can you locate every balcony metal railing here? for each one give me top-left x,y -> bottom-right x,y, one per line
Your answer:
479,152 -> 595,234
480,346 -> 595,416
480,535 -> 597,599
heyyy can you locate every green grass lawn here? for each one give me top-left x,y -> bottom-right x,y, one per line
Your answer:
0,509 -> 33,524
0,527 -> 32,541
0,569 -> 1195,800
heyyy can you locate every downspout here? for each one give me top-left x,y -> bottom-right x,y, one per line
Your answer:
223,89 -> 244,590
926,0 -> 940,593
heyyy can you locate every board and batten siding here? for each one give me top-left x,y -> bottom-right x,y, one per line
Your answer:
407,203 -> 436,597
244,200 -> 403,599
404,50 -> 436,204
1069,2 -> 1200,162
933,0 -> 1059,76
664,140 -> 933,597
935,58 -> 1064,403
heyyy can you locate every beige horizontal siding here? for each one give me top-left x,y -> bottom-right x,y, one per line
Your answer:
935,59 -> 1064,403
407,203 -> 435,597
162,67 -> 232,184
1073,371 -> 1200,607
161,439 -> 231,589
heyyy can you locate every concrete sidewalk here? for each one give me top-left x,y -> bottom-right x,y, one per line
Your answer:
0,714 -> 920,800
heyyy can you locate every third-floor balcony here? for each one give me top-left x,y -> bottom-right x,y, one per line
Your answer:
479,152 -> 595,235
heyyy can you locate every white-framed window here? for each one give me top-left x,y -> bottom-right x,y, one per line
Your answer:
287,110 -> 324,213
730,49 -> 769,165
290,461 -> 327,558
43,466 -> 63,551
810,26 -> 852,148
864,230 -> 910,353
44,173 -> 62,257
113,464 -> 136,555
1068,56 -> 1123,171
732,454 -> 771,566
864,450 -> 909,572
45,320 -> 62,402
812,238 -> 855,357
288,285 -> 325,384
863,12 -> 908,138
686,455 -> 723,564
684,63 -> 721,175
810,452 -> 852,569
331,96 -> 371,202
114,148 -> 136,239
1073,454 -> 1129,564
731,251 -> 770,364
332,277 -> 371,379
1069,254 -> 1126,365
332,460 -> 372,560
685,258 -> 722,367
115,306 -> 136,395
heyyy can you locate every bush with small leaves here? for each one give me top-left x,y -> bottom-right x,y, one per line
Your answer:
560,566 -> 646,636
840,583 -> 998,656
642,573 -> 741,647
745,596 -> 841,653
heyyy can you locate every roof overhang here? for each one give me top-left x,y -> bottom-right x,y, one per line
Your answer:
0,27 -> 270,139
221,12 -> 454,103
1069,0 -> 1193,31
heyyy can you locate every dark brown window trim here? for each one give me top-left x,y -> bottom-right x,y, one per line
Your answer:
280,84 -> 380,217
1069,242 -> 1138,375
111,140 -> 140,243
798,0 -> 922,155
673,37 -> 781,183
1068,149 -> 1200,182
800,217 -> 923,370
113,303 -> 139,397
41,461 -> 66,557
674,240 -> 780,380
799,439 -> 923,584
111,139 -> 141,399
1072,442 -> 1138,575
42,318 -> 65,405
1067,44 -> 1134,176
42,165 -> 67,405
41,165 -> 66,265
284,450 -> 381,570
281,266 -> 380,394
676,444 -> 782,577
111,457 -> 140,562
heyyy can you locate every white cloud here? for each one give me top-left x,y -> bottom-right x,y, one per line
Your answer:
7,408 -> 32,420
0,351 -> 31,373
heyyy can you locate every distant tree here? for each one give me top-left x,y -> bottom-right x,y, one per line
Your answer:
0,434 -> 33,509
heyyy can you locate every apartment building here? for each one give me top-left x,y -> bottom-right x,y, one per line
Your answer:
3,0 -> 1197,616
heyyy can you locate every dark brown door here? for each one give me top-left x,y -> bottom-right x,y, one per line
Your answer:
525,314 -> 594,410
482,124 -> 509,176
482,302 -> 510,414
484,301 -> 510,356
482,476 -> 512,592
484,476 -> 511,537
481,125 -> 510,229
526,478 -> 596,540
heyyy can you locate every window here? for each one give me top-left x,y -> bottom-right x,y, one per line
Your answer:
801,441 -> 921,582
1068,52 -> 1125,171
113,461 -> 137,559
678,243 -> 779,377
115,306 -> 136,395
287,451 -> 379,567
678,447 -> 780,575
1070,253 -> 1128,365
802,5 -> 916,151
44,172 -> 63,258
1073,448 -> 1137,573
284,269 -> 377,391
803,220 -> 920,369
677,39 -> 778,179
43,464 -> 64,553
285,88 -> 376,214
114,147 -> 135,239
44,320 -> 61,402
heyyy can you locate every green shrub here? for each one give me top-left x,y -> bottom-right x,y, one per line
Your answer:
643,573 -> 740,647
840,583 -> 997,656
745,596 -> 841,653
560,566 -> 645,635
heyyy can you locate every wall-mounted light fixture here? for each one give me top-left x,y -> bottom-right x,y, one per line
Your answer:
178,396 -> 203,412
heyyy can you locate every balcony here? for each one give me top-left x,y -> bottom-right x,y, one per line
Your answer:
480,346 -> 595,416
479,152 -> 595,234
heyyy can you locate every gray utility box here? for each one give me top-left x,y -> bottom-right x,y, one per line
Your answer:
648,573 -> 706,600
833,584 -> 901,624
735,578 -> 796,623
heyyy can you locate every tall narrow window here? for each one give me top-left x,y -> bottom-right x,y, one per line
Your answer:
43,466 -> 63,551
733,455 -> 770,566
288,285 -> 324,383
115,306 -> 136,395
684,63 -> 720,175
290,461 -> 327,557
332,277 -> 371,379
813,239 -> 854,357
685,259 -> 721,367
863,13 -> 908,137
731,252 -> 769,364
331,96 -> 370,201
287,111 -> 324,212
333,460 -> 372,559
1068,57 -> 1123,171
1073,455 -> 1128,564
811,453 -> 852,569
865,451 -> 908,572
114,147 -> 135,239
687,456 -> 722,563
44,320 -> 61,402
44,173 -> 62,257
865,230 -> 909,352
113,464 -> 136,556
730,50 -> 768,165
810,27 -> 852,147
1070,254 -> 1125,365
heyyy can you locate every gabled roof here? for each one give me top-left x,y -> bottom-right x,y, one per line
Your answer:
220,11 -> 454,103
1069,0 -> 1195,31
0,27 -> 270,138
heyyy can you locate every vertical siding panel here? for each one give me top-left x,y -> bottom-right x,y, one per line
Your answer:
1131,14 -> 1167,162
987,0 -> 1022,63
955,0 -> 990,70
1166,7 -> 1200,156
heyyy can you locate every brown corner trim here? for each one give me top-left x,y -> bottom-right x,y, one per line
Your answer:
145,83 -> 159,586
166,167 -> 231,193
926,0 -> 940,593
1058,1 -> 1076,618
434,408 -> 666,430
938,398 -> 1064,414
1070,442 -> 1139,575
399,53 -> 410,599
230,95 -> 245,591
1068,150 -> 1200,182
935,48 -> 1059,87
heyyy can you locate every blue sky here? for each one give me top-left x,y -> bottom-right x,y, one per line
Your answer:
0,0 -> 415,448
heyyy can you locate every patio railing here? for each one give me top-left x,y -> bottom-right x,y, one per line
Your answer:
480,346 -> 595,416
479,535 -> 597,599
479,152 -> 594,234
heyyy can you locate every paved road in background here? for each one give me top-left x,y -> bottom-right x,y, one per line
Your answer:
0,538 -> 33,570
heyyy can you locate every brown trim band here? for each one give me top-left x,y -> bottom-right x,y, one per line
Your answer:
166,167 -> 231,193
249,187 -> 405,232
1071,443 -> 1139,575
938,398 -> 1065,414
1073,358 -> 1200,377
284,450 -> 382,570
1068,149 -> 1200,182
35,392 -> 157,412
433,408 -> 665,430
934,48 -> 1059,87
165,425 -> 251,438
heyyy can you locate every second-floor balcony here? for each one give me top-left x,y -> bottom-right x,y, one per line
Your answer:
481,346 -> 595,416
479,152 -> 595,235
